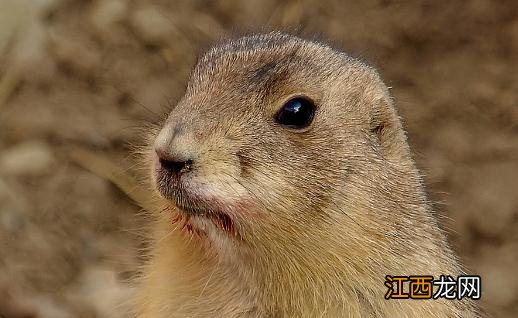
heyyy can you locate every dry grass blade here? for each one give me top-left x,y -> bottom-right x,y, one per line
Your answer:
69,146 -> 156,212
0,67 -> 21,110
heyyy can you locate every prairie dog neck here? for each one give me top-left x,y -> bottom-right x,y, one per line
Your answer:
137,168 -> 466,317
135,32 -> 481,317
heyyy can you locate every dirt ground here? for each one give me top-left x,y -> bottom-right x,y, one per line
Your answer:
0,0 -> 517,317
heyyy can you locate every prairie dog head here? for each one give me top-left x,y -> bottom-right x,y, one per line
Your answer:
152,32 -> 418,258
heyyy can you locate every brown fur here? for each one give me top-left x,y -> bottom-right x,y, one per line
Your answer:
134,32 -> 482,317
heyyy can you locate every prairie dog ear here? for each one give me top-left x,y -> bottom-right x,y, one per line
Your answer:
369,97 -> 410,162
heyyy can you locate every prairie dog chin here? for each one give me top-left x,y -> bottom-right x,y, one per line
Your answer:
136,32 -> 483,317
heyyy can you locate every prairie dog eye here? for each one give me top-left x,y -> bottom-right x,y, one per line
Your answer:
275,97 -> 316,129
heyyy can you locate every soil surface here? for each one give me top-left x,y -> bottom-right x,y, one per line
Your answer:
0,0 -> 517,317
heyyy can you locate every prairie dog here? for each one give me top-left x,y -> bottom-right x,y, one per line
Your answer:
136,32 -> 482,317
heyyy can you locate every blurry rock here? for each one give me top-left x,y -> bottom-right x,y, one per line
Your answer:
73,171 -> 110,200
10,20 -> 45,69
212,0 -> 276,26
268,0 -> 304,27
0,141 -> 54,176
26,295 -> 73,318
90,0 -> 128,39
480,265 -> 518,307
11,20 -> 56,83
70,266 -> 133,317
0,289 -> 37,318
50,31 -> 102,76
189,12 -> 225,39
0,0 -> 57,105
133,77 -> 171,118
421,150 -> 449,183
25,0 -> 62,15
0,179 -> 27,233
506,18 -> 518,53
0,2 -> 24,54
89,0 -> 128,45
475,242 -> 518,307
432,123 -> 472,161
0,178 -> 17,203
0,207 -> 26,234
466,0 -> 500,23
467,163 -> 518,237
131,5 -> 179,45
0,0 -> 60,54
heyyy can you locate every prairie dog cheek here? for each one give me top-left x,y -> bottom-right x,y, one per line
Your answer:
196,157 -> 294,213
191,173 -> 249,202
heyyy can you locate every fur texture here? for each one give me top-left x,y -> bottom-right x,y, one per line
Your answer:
135,32 -> 482,317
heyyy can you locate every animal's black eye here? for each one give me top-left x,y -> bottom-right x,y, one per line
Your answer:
275,97 -> 316,129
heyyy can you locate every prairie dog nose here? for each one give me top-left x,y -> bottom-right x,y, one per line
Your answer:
154,124 -> 196,176
155,148 -> 193,175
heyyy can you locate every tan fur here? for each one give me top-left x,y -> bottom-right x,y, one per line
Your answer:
134,32 -> 482,317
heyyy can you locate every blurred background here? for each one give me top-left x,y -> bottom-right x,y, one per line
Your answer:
0,0 -> 517,317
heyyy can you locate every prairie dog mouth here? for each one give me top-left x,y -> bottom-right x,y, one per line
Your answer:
152,150 -> 243,238
172,200 -> 239,238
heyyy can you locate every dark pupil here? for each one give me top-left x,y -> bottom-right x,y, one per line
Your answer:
276,98 -> 315,129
